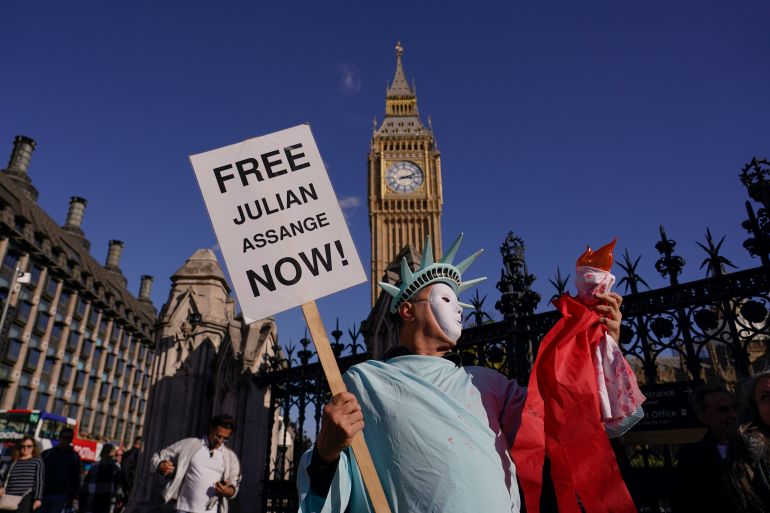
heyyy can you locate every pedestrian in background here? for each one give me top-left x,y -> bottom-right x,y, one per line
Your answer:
726,370 -> 770,513
39,429 -> 80,513
151,414 -> 241,513
120,437 -> 142,494
673,383 -> 738,513
78,445 -> 125,513
0,436 -> 44,513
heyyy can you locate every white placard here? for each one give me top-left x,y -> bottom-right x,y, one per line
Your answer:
190,124 -> 367,323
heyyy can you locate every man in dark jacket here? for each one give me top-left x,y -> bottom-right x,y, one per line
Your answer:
674,384 -> 738,513
120,437 -> 142,494
40,428 -> 81,513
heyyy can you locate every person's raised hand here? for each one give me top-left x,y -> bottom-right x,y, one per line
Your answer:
316,392 -> 365,464
594,292 -> 623,342
158,460 -> 175,476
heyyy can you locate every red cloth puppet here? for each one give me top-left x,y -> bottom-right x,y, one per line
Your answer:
511,240 -> 645,513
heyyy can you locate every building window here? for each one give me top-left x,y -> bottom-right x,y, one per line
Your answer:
74,298 -> 87,319
81,408 -> 93,432
92,348 -> 103,368
42,357 -> 55,376
56,290 -> 71,318
73,371 -> 86,391
104,416 -> 114,438
98,319 -> 108,340
29,265 -> 43,286
2,252 -> 19,272
110,387 -> 119,404
59,365 -> 73,385
7,325 -> 20,339
111,323 -> 121,343
80,340 -> 92,361
36,393 -> 50,411
105,354 -> 115,373
86,377 -> 98,401
129,396 -> 137,412
49,324 -> 62,345
87,308 -> 98,329
14,302 -> 33,324
4,339 -> 23,362
66,331 -> 80,352
93,413 -> 104,434
44,276 -> 58,298
35,311 -> 50,334
99,382 -> 109,401
53,398 -> 66,415
28,334 -> 41,349
18,287 -> 33,302
14,387 -> 31,409
68,404 -> 79,419
25,349 -> 42,371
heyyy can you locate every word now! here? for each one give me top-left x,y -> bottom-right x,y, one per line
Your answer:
246,241 -> 349,297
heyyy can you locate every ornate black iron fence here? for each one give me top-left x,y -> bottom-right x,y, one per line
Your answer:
255,158 -> 770,512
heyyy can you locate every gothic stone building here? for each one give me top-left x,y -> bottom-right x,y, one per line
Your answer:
0,135 -> 156,443
129,249 -> 280,513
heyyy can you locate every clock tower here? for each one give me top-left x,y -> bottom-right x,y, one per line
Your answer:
368,42 -> 443,305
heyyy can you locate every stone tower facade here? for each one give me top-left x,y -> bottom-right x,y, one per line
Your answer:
129,249 -> 280,513
368,42 -> 443,304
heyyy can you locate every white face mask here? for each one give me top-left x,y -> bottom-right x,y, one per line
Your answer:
427,283 -> 463,343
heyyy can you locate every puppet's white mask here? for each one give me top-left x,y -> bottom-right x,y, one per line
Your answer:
427,283 -> 463,343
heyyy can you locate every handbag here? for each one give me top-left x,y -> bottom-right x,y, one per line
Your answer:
0,462 -> 31,511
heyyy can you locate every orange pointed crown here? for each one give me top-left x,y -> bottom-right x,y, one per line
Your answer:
576,238 -> 617,271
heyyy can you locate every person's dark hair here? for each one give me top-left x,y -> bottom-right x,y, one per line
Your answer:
725,370 -> 770,513
134,436 -> 142,444
60,427 -> 75,438
209,414 -> 236,432
689,383 -> 731,416
12,436 -> 40,460
100,443 -> 115,460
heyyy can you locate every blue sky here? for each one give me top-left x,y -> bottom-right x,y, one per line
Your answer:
2,1 -> 769,353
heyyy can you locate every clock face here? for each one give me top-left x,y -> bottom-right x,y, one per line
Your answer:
385,161 -> 424,194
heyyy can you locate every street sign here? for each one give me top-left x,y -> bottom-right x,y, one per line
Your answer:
624,381 -> 705,445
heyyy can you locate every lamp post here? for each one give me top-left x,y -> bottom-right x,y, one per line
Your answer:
0,265 -> 31,337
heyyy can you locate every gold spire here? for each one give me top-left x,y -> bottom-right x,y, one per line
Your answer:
387,41 -> 414,99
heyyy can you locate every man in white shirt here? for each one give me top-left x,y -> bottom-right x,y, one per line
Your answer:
152,414 -> 242,513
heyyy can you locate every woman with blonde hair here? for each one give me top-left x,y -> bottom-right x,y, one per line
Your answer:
0,436 -> 45,513
726,369 -> 770,513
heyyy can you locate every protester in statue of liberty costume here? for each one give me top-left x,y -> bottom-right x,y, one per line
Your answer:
296,234 -> 642,513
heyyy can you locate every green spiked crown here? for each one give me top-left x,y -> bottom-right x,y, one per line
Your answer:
379,234 -> 486,313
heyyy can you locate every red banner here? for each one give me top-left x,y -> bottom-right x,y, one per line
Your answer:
511,295 -> 636,513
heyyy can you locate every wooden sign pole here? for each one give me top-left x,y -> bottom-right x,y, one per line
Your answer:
301,301 -> 393,513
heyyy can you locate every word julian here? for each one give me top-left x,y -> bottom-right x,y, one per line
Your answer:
233,183 -> 318,225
